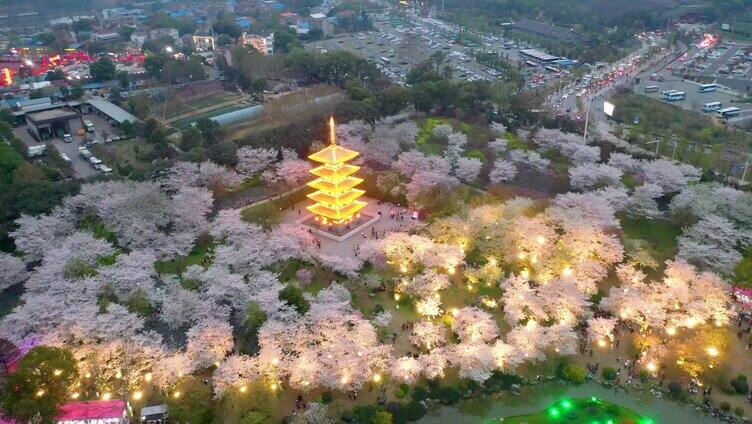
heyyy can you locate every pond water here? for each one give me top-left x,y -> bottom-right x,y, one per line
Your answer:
418,382 -> 721,424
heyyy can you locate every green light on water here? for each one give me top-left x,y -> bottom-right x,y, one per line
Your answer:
561,400 -> 572,409
641,420 -> 655,424
606,420 -> 614,424
549,407 -> 560,418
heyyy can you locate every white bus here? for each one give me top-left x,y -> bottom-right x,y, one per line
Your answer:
665,91 -> 686,101
702,101 -> 722,112
661,89 -> 678,98
380,56 -> 390,64
716,106 -> 741,118
644,85 -> 659,93
698,83 -> 718,93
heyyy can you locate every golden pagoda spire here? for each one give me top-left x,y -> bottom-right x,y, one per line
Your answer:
306,116 -> 367,225
329,115 -> 336,145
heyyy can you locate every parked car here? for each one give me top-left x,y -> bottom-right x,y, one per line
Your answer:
88,156 -> 103,168
63,133 -> 72,143
60,153 -> 71,162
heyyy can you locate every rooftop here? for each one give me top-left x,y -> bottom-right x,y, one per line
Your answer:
87,97 -> 142,124
57,400 -> 126,421
308,144 -> 359,164
27,107 -> 79,123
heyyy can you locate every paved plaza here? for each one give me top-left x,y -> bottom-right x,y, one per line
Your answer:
281,196 -> 418,259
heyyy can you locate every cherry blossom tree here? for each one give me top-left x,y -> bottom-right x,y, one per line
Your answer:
677,214 -> 750,274
489,158 -> 517,183
501,277 -> 590,325
11,208 -> 76,263
490,122 -> 506,134
639,159 -> 700,193
257,295 -> 392,392
454,157 -> 482,182
432,123 -> 454,139
568,163 -> 623,190
448,342 -> 496,382
508,150 -> 550,172
236,146 -> 277,175
392,356 -> 422,384
489,138 -> 508,154
212,354 -> 259,397
601,259 -> 732,332
404,170 -> 459,208
444,132 -> 468,164
162,161 -> 242,192
549,189 -> 624,229
0,253 -> 27,291
185,319 -> 234,370
607,152 -> 641,172
393,150 -> 452,179
400,270 -> 450,299
263,158 -> 312,190
587,317 -> 617,345
418,349 -> 448,379
359,232 -> 464,274
451,307 -> 499,343
409,319 -> 446,350
670,182 -> 752,229
627,183 -> 663,218
372,311 -> 392,328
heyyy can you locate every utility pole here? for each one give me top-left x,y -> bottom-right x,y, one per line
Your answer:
582,94 -> 592,144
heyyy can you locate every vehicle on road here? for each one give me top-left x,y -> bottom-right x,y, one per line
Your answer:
83,120 -> 95,132
63,133 -> 72,143
60,153 -> 71,162
716,106 -> 741,119
702,101 -> 722,112
644,85 -> 659,93
698,83 -> 718,93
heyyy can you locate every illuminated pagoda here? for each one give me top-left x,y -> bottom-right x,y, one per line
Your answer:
306,117 -> 367,225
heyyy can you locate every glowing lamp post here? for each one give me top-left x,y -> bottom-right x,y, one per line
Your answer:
306,117 -> 367,225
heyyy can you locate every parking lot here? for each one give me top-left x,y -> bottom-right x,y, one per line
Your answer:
638,76 -> 746,115
679,40 -> 752,93
13,113 -> 121,179
307,11 -> 565,87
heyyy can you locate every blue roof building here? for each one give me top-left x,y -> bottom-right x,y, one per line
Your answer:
236,17 -> 252,29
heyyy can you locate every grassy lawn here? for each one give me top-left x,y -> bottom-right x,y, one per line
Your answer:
611,93 -> 752,154
155,235 -> 215,275
164,93 -> 237,118
619,214 -> 682,264
89,139 -> 153,177
240,188 -> 308,229
497,398 -> 649,424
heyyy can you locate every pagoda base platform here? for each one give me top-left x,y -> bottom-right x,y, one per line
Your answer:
296,210 -> 380,242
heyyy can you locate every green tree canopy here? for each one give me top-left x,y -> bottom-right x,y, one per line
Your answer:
0,346 -> 78,424
90,58 -> 116,82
